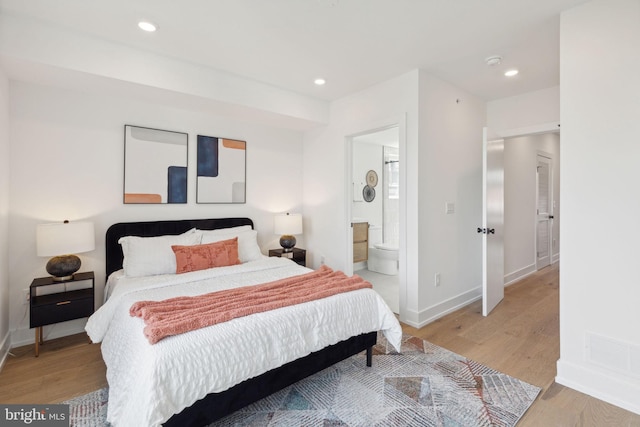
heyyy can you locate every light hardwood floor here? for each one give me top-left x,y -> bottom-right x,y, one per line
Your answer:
404,263 -> 640,427
1,263 -> 639,426
0,333 -> 106,404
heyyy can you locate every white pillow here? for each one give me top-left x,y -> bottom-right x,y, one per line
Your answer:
200,228 -> 262,263
203,225 -> 252,236
119,229 -> 201,277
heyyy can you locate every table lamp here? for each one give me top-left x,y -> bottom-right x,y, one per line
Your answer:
37,220 -> 95,281
274,213 -> 302,252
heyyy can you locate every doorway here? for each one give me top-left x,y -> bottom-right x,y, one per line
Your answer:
503,132 -> 560,285
347,126 -> 401,314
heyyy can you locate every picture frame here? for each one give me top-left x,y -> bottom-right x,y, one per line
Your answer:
123,125 -> 188,204
196,135 -> 246,203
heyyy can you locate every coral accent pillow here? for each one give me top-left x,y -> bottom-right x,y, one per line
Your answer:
172,238 -> 240,274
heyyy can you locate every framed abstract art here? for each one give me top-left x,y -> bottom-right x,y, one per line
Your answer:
123,125 -> 188,204
196,135 -> 246,203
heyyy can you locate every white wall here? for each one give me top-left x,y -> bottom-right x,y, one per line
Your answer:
303,69 -> 486,327
504,133 -> 560,284
558,0 -> 640,414
417,71 -> 485,324
0,68 -> 10,367
487,86 -> 560,136
8,81 -> 305,346
352,141 -> 383,228
303,70 -> 420,324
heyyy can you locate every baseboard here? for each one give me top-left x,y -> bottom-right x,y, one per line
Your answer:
10,318 -> 88,348
556,359 -> 640,416
504,263 -> 537,287
415,287 -> 482,328
400,308 -> 420,328
0,330 -> 10,372
552,253 -> 560,264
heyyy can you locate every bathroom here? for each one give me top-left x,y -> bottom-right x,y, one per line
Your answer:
351,127 -> 399,313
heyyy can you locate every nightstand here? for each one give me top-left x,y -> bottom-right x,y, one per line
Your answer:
29,271 -> 95,357
268,248 -> 306,267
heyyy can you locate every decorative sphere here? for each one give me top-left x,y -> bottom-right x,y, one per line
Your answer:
279,235 -> 296,252
46,254 -> 81,278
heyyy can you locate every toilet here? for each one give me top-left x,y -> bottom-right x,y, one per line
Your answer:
367,225 -> 399,275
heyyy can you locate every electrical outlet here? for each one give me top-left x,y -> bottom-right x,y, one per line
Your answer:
320,255 -> 325,265
435,273 -> 441,287
22,288 -> 30,305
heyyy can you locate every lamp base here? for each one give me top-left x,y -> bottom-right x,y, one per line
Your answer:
279,235 -> 296,253
46,254 -> 81,282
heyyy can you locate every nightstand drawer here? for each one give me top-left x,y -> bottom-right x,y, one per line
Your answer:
31,296 -> 94,327
30,288 -> 94,328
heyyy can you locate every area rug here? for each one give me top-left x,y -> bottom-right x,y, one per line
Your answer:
64,333 -> 540,426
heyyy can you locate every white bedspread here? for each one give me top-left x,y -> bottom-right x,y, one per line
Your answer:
85,257 -> 402,427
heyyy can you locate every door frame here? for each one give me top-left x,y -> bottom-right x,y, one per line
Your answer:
344,116 -> 408,321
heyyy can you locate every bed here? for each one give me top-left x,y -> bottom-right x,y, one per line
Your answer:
86,217 -> 402,426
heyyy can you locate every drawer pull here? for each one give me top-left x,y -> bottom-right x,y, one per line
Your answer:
56,301 -> 71,306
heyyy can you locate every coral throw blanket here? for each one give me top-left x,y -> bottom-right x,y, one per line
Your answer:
130,265 -> 372,344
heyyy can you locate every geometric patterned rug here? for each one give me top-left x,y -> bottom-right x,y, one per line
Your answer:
63,387 -> 108,427
64,333 -> 540,426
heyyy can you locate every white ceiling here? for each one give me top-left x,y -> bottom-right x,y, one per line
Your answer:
0,0 -> 588,102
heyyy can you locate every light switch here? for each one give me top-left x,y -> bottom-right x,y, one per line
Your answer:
445,202 -> 455,214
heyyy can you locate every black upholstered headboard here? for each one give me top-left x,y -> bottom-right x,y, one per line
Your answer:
105,217 -> 254,278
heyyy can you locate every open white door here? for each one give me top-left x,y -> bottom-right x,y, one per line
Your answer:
480,128 -> 504,316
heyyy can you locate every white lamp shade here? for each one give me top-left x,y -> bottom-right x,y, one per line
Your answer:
37,221 -> 95,256
274,213 -> 303,235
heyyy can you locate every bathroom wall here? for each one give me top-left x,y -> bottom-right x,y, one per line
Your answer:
383,146 -> 400,245
351,141 -> 383,229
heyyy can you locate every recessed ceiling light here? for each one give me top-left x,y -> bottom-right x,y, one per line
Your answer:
314,78 -> 326,86
505,69 -> 519,77
138,21 -> 157,32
